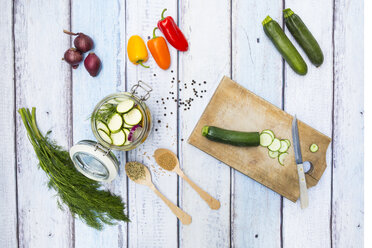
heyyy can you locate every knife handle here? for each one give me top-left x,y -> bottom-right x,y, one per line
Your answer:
297,163 -> 309,209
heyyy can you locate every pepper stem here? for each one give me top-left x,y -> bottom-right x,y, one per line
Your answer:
161,8 -> 167,20
137,61 -> 150,68
152,27 -> 158,39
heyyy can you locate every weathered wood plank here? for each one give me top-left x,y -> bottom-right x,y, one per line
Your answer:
231,1 -> 282,246
0,1 -> 18,247
70,0 -> 128,247
125,1 -> 179,247
179,0 -> 231,247
282,1 -> 333,247
14,0 -> 73,247
332,0 -> 364,246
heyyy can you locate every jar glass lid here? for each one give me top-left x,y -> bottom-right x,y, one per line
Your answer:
69,140 -> 119,182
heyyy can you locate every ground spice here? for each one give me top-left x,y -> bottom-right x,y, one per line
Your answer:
125,162 -> 145,181
157,153 -> 177,171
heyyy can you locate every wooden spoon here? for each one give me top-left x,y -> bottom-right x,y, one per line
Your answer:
154,149 -> 221,210
125,161 -> 192,225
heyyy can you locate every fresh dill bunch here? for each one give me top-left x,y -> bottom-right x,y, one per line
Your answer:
18,107 -> 130,230
92,103 -> 118,123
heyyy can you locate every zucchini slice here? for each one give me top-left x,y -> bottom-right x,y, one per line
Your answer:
96,121 -> 110,134
262,129 -> 275,139
123,128 -> 131,145
116,99 -> 135,113
123,108 -> 143,126
107,113 -> 123,132
98,129 -> 112,144
268,150 -> 279,159
310,143 -> 319,153
268,138 -> 281,151
283,139 -> 291,147
107,99 -> 118,105
260,133 -> 274,147
111,129 -> 126,146
278,140 -> 289,153
114,97 -> 126,103
123,122 -> 133,129
278,152 -> 288,166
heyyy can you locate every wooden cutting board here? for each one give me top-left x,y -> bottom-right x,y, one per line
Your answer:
188,76 -> 331,202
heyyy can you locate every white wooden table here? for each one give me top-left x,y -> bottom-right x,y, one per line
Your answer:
0,0 -> 364,247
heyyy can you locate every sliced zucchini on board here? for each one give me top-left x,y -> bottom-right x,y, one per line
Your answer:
310,143 -> 319,153
268,138 -> 281,151
123,108 -> 143,126
278,140 -> 289,153
110,130 -> 126,146
96,121 -> 110,134
268,150 -> 279,158
260,133 -> 274,147
107,113 -> 123,132
116,100 -> 135,113
262,129 -> 275,139
98,129 -> 112,144
283,139 -> 291,147
123,128 -> 131,145
278,152 -> 288,166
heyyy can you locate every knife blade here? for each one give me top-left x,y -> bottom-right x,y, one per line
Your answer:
292,116 -> 309,209
292,116 -> 303,164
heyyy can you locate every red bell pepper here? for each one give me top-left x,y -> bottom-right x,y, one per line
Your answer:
157,9 -> 188,51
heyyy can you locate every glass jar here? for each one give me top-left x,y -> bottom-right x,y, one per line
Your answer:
69,81 -> 152,182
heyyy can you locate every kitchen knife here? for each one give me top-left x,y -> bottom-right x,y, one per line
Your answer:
292,116 -> 309,209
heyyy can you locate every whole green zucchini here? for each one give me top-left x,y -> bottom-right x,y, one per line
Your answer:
202,126 -> 260,147
283,8 -> 324,67
262,15 -> 307,75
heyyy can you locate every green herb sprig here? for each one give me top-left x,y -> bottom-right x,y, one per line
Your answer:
18,107 -> 129,230
92,103 -> 117,123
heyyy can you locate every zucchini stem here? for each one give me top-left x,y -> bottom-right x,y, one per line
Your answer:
202,126 -> 209,136
283,8 -> 294,18
262,15 -> 273,26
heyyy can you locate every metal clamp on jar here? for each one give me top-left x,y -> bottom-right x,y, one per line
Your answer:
69,80 -> 153,182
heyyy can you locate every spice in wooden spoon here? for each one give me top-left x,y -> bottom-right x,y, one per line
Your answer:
154,148 -> 221,210
125,161 -> 146,181
125,161 -> 192,225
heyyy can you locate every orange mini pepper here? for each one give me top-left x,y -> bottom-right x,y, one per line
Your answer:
147,28 -> 171,70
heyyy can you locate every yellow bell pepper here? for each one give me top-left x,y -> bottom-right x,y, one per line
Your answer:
127,35 -> 149,68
